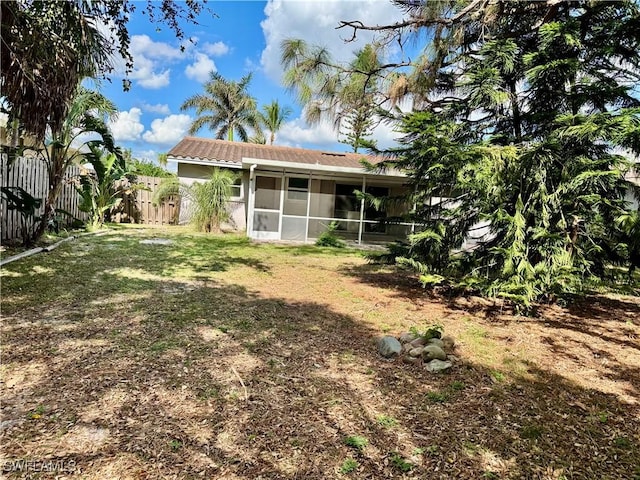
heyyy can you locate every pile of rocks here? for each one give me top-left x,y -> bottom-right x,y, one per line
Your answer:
376,331 -> 457,373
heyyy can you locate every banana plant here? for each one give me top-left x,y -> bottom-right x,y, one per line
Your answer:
75,145 -> 137,231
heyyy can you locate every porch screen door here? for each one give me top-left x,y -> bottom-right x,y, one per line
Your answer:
252,176 -> 282,240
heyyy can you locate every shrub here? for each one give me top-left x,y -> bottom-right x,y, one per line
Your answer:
316,221 -> 345,248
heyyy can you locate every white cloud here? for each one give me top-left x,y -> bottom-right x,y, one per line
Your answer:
371,120 -> 401,150
131,35 -> 182,60
128,55 -> 171,89
185,53 -> 217,83
134,149 -> 159,161
277,117 -> 339,148
142,114 -> 192,146
114,34 -> 184,89
277,114 -> 402,151
260,0 -> 404,82
244,57 -> 259,72
109,108 -> 145,142
202,41 -> 230,57
141,103 -> 171,115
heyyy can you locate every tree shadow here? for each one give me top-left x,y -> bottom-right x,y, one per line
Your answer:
1,233 -> 639,479
338,262 -> 429,299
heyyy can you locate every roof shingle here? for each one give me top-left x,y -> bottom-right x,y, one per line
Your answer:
167,137 -> 383,169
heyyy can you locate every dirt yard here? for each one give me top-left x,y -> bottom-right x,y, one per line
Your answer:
1,226 -> 638,479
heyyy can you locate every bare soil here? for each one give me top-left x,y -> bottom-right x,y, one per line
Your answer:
1,226 -> 638,479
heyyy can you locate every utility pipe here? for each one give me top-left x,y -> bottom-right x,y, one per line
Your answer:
247,164 -> 257,238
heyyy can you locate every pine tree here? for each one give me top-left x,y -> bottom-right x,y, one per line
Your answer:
344,0 -> 640,308
339,106 -> 375,153
281,42 -> 382,150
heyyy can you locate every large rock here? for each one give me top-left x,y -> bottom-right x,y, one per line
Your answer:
425,359 -> 453,373
441,335 -> 456,350
410,337 -> 427,348
377,336 -> 402,358
399,332 -> 417,343
408,347 -> 424,358
422,345 -> 448,361
427,338 -> 445,349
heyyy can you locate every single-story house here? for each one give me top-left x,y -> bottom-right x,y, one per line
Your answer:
167,137 -> 414,244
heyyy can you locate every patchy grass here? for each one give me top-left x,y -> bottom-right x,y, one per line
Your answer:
1,225 -> 639,479
389,452 -> 413,473
376,414 -> 398,428
425,390 -> 449,404
344,435 -> 368,451
339,458 -> 359,474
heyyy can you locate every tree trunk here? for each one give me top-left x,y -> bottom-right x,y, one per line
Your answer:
29,149 -> 65,244
509,80 -> 522,142
566,215 -> 580,257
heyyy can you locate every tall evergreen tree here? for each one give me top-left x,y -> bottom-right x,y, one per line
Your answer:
281,41 -> 382,150
339,106 -> 375,153
340,1 -> 640,307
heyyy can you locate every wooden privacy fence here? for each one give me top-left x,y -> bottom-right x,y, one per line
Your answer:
112,175 -> 179,225
1,154 -> 87,242
1,155 -> 178,241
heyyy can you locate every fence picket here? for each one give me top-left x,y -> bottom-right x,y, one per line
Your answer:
1,159 -> 178,242
1,156 -> 89,242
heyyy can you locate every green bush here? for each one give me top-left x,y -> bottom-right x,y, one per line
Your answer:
316,221 -> 345,248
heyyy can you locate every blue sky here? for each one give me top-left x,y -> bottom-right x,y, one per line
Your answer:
97,0 -> 407,165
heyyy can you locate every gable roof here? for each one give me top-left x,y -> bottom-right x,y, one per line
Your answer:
167,137 -> 384,170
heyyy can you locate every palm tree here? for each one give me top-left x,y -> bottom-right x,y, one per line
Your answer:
31,86 -> 119,243
260,100 -> 292,145
157,152 -> 168,167
248,130 -> 267,145
181,72 -> 261,142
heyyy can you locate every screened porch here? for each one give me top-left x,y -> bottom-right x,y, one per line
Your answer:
247,171 -> 413,244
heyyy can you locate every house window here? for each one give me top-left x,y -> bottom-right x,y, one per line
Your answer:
364,186 -> 388,233
231,177 -> 242,198
333,184 -> 389,233
287,177 -> 309,201
334,184 -> 359,220
255,176 -> 281,210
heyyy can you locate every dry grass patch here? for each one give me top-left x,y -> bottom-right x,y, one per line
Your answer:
1,225 -> 638,479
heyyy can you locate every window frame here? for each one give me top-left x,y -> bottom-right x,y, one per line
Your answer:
230,176 -> 243,199
286,176 -> 309,201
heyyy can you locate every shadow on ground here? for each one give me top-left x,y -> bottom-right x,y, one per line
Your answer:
1,230 -> 639,479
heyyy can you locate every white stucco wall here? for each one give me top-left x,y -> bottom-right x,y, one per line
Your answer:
176,163 -> 248,231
